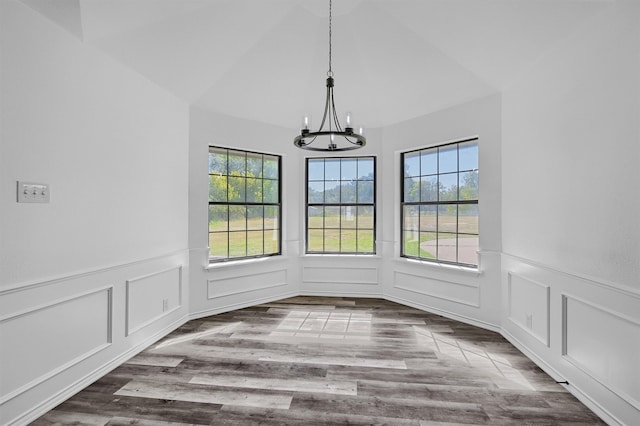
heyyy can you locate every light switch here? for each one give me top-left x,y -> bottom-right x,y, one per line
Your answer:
17,181 -> 50,203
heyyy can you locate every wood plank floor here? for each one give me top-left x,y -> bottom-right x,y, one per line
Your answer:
32,297 -> 604,425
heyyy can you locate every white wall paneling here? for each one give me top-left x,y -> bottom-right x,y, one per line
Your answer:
0,251 -> 189,426
0,287 -> 112,405
303,265 -> 378,286
562,294 -> 640,412
507,273 -> 550,346
502,254 -> 640,426
393,270 -> 480,308
126,266 -> 183,336
207,269 -> 288,299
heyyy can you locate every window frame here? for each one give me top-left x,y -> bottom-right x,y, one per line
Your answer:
305,156 -> 377,255
208,146 -> 282,263
400,138 -> 479,268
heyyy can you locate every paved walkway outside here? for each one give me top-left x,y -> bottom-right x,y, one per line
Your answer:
420,237 -> 478,265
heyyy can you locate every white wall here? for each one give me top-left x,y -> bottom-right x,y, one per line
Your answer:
0,1 -> 190,424
188,107 -> 301,317
501,2 -> 640,425
381,94 -> 503,329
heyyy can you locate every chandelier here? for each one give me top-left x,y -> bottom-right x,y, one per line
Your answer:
294,0 -> 366,151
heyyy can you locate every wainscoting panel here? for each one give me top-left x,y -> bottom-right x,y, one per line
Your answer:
207,269 -> 287,299
508,273 -> 550,346
0,287 -> 112,404
502,253 -> 640,426
302,266 -> 378,285
126,266 -> 183,336
563,294 -> 640,410
393,271 -> 480,307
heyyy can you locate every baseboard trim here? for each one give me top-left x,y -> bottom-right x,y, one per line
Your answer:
384,294 -> 500,333
500,328 -> 623,426
9,314 -> 190,426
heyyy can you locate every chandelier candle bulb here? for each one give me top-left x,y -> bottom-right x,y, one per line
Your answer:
358,126 -> 365,136
302,115 -> 311,132
345,112 -> 352,129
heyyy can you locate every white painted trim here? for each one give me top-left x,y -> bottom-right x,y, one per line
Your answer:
384,294 -> 499,333
501,328 -> 624,426
561,293 -> 640,411
208,282 -> 289,300
299,290 -> 384,298
0,287 -> 113,405
502,252 -> 640,299
8,314 -> 190,426
0,249 -> 189,295
506,272 -> 550,347
190,291 -> 299,321
393,270 -> 480,308
125,266 -> 183,337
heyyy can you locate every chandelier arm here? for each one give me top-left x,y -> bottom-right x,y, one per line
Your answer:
317,85 -> 331,132
330,89 -> 342,132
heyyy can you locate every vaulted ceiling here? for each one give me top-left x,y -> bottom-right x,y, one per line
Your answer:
20,0 -> 610,129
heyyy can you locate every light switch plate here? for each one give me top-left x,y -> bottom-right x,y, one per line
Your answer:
17,181 -> 50,203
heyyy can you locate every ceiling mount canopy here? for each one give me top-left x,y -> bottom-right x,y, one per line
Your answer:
294,0 -> 366,152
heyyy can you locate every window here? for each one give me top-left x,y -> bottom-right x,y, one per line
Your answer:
401,139 -> 478,267
208,147 -> 281,262
306,156 -> 376,254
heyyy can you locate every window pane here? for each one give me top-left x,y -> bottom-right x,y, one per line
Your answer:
308,206 -> 323,228
264,229 -> 279,253
263,155 -> 279,179
358,158 -> 374,180
459,204 -> 478,234
357,206 -> 374,229
209,205 -> 228,232
308,229 -> 323,251
420,176 -> 437,202
357,181 -> 374,203
459,171 -> 478,200
404,178 -> 419,202
247,230 -> 263,256
439,173 -> 457,201
263,179 -> 278,203
341,158 -> 357,180
437,232 -> 457,263
325,206 -> 340,228
229,231 -> 247,257
209,233 -> 227,259
264,206 -> 279,229
403,205 -> 419,231
459,235 -> 478,266
341,229 -> 357,252
342,206 -> 357,228
404,152 -> 420,177
324,229 -> 340,252
439,145 -> 457,173
357,230 -> 374,253
209,147 -> 281,263
247,153 -> 262,177
229,206 -> 246,231
340,182 -> 357,203
228,176 -> 246,202
246,177 -> 262,202
459,141 -> 478,172
420,232 -> 437,259
324,181 -> 340,203
209,148 -> 227,174
308,159 -> 324,181
325,159 -> 340,181
438,205 -> 457,233
420,205 -> 437,232
420,150 -> 437,176
228,150 -> 246,176
308,181 -> 324,203
247,206 -> 263,230
209,175 -> 227,202
306,156 -> 375,255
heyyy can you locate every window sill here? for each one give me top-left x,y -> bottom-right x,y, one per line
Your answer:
303,254 -> 381,259
394,257 -> 482,276
205,255 -> 289,271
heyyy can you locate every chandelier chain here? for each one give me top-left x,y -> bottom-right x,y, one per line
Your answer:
328,0 -> 333,76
